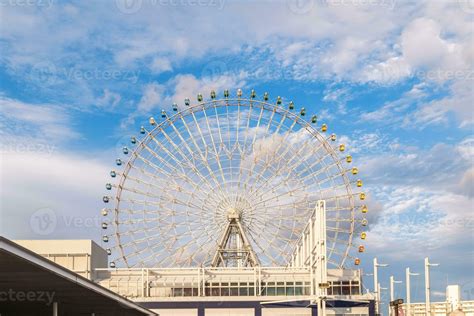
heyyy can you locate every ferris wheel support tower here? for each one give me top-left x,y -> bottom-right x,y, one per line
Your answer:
289,200 -> 328,315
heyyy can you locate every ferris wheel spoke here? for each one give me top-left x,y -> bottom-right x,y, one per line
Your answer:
290,144 -> 346,186
273,127 -> 335,177
251,144 -> 332,198
298,162 -> 351,187
238,105 -> 271,192
146,136 -> 212,193
137,145 -> 203,190
122,173 -> 173,192
128,158 -> 181,190
179,113 -> 229,199
117,232 -> 163,252
244,115 -> 297,192
327,226 -> 352,234
210,104 -> 232,198
251,183 -> 310,208
247,217 -> 302,242
128,165 -> 219,209
235,105 -> 253,191
201,108 -> 227,185
327,236 -> 351,248
142,137 -> 189,176
107,96 -> 363,268
243,121 -> 310,198
150,126 -> 224,198
190,110 -> 226,188
118,196 -> 214,215
246,225 -> 290,265
133,151 -> 173,179
254,162 -> 348,204
239,101 -> 255,159
134,151 -> 216,200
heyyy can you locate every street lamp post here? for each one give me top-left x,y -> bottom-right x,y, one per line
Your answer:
378,283 -> 388,316
389,276 -> 402,316
390,275 -> 402,302
424,257 -> 439,316
374,258 -> 389,315
405,267 -> 419,316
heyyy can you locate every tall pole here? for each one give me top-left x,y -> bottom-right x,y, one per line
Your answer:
389,276 -> 402,302
374,258 -> 389,315
406,267 -> 419,316
406,268 -> 411,316
53,302 -> 58,316
390,276 -> 402,316
378,283 -> 388,316
374,258 -> 378,310
424,257 -> 439,316
317,200 -> 327,316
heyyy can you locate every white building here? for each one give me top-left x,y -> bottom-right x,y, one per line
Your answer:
15,239 -> 376,316
402,285 -> 474,316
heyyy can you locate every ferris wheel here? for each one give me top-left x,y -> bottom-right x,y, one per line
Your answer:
101,89 -> 368,269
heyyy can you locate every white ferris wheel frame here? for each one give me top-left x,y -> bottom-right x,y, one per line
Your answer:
103,94 -> 366,269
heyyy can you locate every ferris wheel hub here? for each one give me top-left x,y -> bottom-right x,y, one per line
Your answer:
227,208 -> 241,221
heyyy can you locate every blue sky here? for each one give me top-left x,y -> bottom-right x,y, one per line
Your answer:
0,0 -> 473,309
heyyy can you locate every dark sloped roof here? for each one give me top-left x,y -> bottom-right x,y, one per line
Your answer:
0,236 -> 156,316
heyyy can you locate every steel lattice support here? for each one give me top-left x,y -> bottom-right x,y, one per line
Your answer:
288,200 -> 327,315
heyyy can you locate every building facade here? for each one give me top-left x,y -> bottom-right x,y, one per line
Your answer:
15,239 -> 376,316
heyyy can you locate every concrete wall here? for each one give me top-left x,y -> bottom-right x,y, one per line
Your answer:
207,308 -> 255,316
14,239 -> 107,280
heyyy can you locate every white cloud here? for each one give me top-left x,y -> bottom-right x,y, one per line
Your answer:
365,186 -> 473,262
360,93 -> 414,123
135,72 -> 247,114
0,150 -> 109,241
361,57 -> 412,83
150,57 -> 172,74
362,12 -> 473,128
359,137 -> 474,265
0,1 -> 471,133
0,96 -> 80,143
137,82 -> 165,112
122,72 -> 247,128
170,73 -> 246,106
410,79 -> 474,128
458,168 -> 474,198
97,89 -> 121,108
339,132 -> 393,155
401,18 -> 449,69
457,137 -> 474,161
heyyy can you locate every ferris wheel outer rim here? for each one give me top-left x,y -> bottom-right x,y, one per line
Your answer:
109,96 -> 360,269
